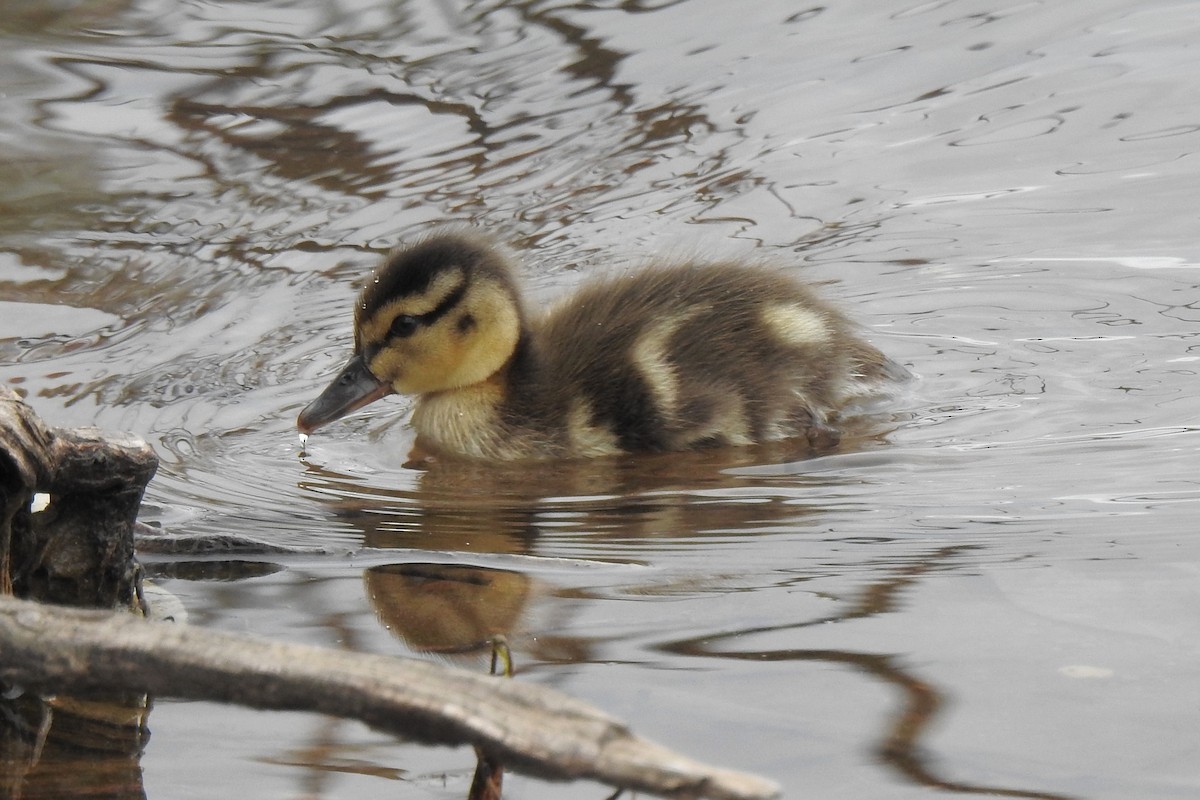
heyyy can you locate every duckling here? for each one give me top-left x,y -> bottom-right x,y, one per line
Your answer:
297,230 -> 902,461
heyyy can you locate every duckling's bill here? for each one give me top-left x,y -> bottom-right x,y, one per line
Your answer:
297,354 -> 393,434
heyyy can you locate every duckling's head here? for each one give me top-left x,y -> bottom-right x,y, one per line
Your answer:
297,231 -> 524,434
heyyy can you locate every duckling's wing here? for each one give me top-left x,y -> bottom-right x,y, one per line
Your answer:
535,263 -> 861,452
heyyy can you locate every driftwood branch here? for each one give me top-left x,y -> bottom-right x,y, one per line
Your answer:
0,595 -> 779,800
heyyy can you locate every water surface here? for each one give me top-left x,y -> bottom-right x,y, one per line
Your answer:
2,0 -> 1199,797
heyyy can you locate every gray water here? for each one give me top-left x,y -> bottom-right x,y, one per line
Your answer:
2,0 -> 1199,797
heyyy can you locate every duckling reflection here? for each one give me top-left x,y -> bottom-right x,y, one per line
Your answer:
298,230 -> 906,461
300,425 -> 895,557
364,563 -> 532,653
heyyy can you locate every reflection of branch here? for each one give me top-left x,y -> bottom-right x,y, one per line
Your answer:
660,547 -> 1076,800
0,596 -> 779,800
468,637 -> 514,800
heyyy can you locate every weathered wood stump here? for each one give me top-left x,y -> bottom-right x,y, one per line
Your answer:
0,386 -> 157,799
0,387 -> 157,607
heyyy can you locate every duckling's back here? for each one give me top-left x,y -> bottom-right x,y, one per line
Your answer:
517,261 -> 889,457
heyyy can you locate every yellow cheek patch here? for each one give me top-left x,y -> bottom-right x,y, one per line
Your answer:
367,346 -> 413,390
385,338 -> 457,395
447,284 -> 520,384
364,279 -> 522,396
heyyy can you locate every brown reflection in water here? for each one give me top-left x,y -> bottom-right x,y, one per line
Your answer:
365,564 -> 532,654
301,431 -> 894,670
256,594 -> 414,796
298,427 -> 886,555
168,93 -> 485,203
0,692 -> 149,800
364,560 -> 599,669
657,546 -> 1076,800
145,0 -> 761,252
508,0 -> 633,106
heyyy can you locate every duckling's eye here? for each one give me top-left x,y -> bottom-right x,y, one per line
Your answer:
389,314 -> 420,338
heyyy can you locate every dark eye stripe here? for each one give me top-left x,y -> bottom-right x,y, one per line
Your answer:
419,282 -> 467,325
385,282 -> 468,341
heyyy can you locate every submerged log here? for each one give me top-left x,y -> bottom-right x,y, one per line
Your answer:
0,596 -> 779,800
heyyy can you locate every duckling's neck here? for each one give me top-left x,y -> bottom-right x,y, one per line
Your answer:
409,330 -> 550,460
410,377 -> 508,459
